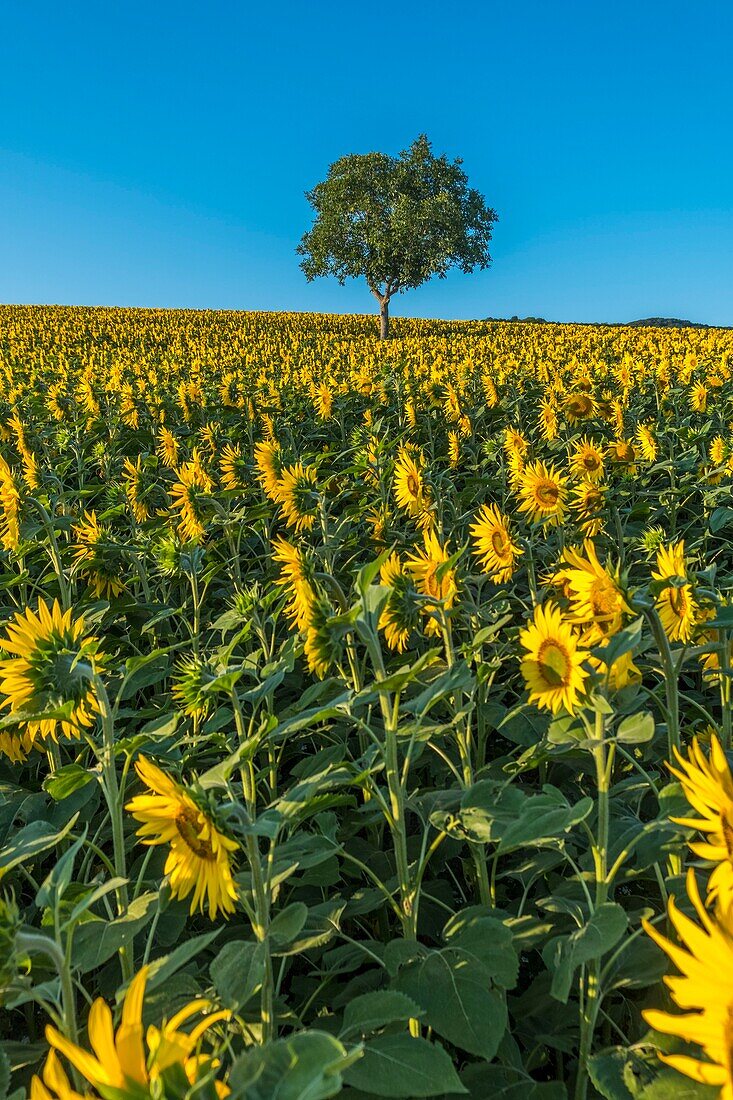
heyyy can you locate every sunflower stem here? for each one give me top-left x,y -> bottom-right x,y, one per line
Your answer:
91,673 -> 133,984
230,685 -> 274,1043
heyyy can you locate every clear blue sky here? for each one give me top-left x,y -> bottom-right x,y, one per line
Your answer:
2,1 -> 732,324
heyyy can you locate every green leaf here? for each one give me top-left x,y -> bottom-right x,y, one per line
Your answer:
340,991 -> 423,1039
73,892 -> 157,972
210,939 -> 267,1010
616,712 -> 655,744
230,1030 -> 359,1100
269,902 -> 309,947
588,1045 -> 718,1099
596,618 -> 644,668
550,903 -> 629,1003
344,1034 -> 466,1097
496,791 -> 593,854
395,947 -> 507,1059
43,764 -> 94,801
442,909 -> 518,989
145,928 -> 221,991
0,816 -> 78,881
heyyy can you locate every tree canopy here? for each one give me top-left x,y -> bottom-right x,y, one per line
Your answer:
297,135 -> 498,337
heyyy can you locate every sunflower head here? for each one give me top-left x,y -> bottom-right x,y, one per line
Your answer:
470,503 -> 523,584
172,656 -> 218,719
0,600 -> 104,750
519,602 -> 589,715
379,553 -> 420,652
276,462 -> 319,532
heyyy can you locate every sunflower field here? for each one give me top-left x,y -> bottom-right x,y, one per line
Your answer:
2,305 -> 733,1100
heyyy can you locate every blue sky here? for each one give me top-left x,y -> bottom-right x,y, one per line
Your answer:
2,1 -> 732,324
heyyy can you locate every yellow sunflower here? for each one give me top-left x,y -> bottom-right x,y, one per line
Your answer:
570,480 -> 606,537
0,599 -> 103,754
72,510 -> 125,599
470,503 -> 523,583
519,602 -> 589,715
448,431 -> 460,469
0,455 -> 21,552
636,423 -> 658,462
393,448 -> 432,526
562,392 -> 596,423
555,540 -> 630,644
517,460 -> 568,526
569,436 -> 605,482
668,735 -> 733,915
379,552 -> 419,653
652,540 -> 697,642
126,756 -> 238,920
219,443 -> 247,492
170,461 -> 213,542
122,456 -> 151,523
404,529 -> 458,636
276,462 -> 319,532
272,536 -> 315,632
40,964 -> 230,1100
253,439 -> 283,502
643,869 -> 733,1096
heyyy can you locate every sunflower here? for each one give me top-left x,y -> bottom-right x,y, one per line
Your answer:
126,756 -> 238,920
272,536 -> 315,631
643,869 -> 733,1096
0,599 -> 103,752
219,443 -> 247,492
690,380 -> 708,413
254,439 -> 283,502
562,392 -> 596,423
668,735 -> 733,915
276,462 -> 319,532
404,529 -> 457,636
72,511 -> 125,599
379,553 -> 419,652
538,398 -> 558,442
172,655 -> 217,719
122,456 -> 151,523
157,425 -> 180,469
470,503 -> 523,583
607,438 -> 637,470
636,423 -> 658,462
170,460 -> 213,542
652,540 -> 697,642
448,431 -> 460,469
0,456 -> 21,552
314,383 -> 333,420
302,590 -> 340,679
570,480 -> 606,537
709,436 -> 726,467
555,540 -> 630,644
393,448 -> 431,526
41,964 -> 230,1100
519,602 -> 589,715
569,436 -> 605,482
517,460 -> 568,526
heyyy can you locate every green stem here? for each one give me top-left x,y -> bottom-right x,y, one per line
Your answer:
92,674 -> 133,983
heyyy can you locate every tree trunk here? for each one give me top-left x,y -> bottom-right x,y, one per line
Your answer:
379,298 -> 390,340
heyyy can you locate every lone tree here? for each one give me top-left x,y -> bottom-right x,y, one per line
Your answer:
297,135 -> 497,339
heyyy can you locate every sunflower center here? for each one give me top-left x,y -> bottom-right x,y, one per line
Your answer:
537,639 -> 571,687
669,587 -> 689,617
175,806 -> 215,861
407,473 -> 420,498
536,481 -> 559,507
582,453 -> 601,471
491,529 -> 509,556
589,578 -> 619,619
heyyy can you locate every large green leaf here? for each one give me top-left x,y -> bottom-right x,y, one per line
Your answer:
395,947 -> 507,1059
550,903 -> 629,1003
340,991 -> 423,1039
344,1034 -> 465,1097
230,1030 -> 359,1100
210,939 -> 267,1010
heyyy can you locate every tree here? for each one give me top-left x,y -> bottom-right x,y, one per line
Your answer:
297,135 -> 498,339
